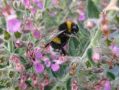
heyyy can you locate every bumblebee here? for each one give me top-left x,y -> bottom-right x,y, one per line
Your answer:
45,21 -> 79,55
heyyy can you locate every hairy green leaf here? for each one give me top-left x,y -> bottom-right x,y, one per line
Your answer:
87,0 -> 100,18
107,71 -> 115,80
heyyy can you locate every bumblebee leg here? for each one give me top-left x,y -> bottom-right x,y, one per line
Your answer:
61,47 -> 67,55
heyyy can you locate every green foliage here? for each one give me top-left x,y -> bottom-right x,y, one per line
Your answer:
14,48 -> 25,55
87,48 -> 93,60
87,0 -> 100,18
105,39 -> 112,46
44,85 -> 53,90
66,78 -> 71,90
107,71 -> 115,80
86,60 -> 92,68
14,32 -> 22,39
4,31 -> 11,40
0,28 -> 3,35
9,71 -> 15,78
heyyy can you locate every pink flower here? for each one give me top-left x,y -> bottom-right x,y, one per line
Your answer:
36,1 -> 43,9
21,0 -> 32,9
34,50 -> 42,60
104,80 -> 111,90
51,63 -> 60,72
39,83 -> 44,90
19,81 -> 27,90
85,20 -> 96,30
15,63 -> 25,72
92,53 -> 100,63
31,73 -> 38,87
15,40 -> 23,48
30,8 -> 37,15
110,45 -> 119,57
71,79 -> 79,90
51,0 -> 59,5
44,60 -> 51,67
42,57 -> 51,67
34,0 -> 43,9
6,15 -> 21,32
32,30 -> 41,39
94,84 -> 102,90
33,61 -> 44,73
54,56 -> 67,64
78,11 -> 86,21
10,55 -> 20,64
2,5 -> 15,17
23,20 -> 34,33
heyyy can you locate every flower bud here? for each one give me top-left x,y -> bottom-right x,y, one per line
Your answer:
86,20 -> 96,30
92,53 -> 100,63
15,63 -> 25,72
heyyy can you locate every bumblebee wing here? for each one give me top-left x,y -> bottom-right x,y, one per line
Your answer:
49,30 -> 65,40
44,30 -> 65,47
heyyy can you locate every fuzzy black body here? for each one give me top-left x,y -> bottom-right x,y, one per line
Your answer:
45,21 -> 79,55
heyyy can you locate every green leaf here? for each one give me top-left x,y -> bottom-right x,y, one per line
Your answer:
68,36 -> 81,56
6,82 -> 11,87
0,28 -> 3,35
115,14 -> 119,23
92,0 -> 100,5
107,71 -> 115,80
19,56 -> 27,64
86,60 -> 92,68
44,85 -> 53,90
0,17 -> 6,27
105,39 -> 112,46
0,85 -> 5,89
9,71 -> 15,78
44,0 -> 51,8
14,48 -> 25,55
87,0 -> 99,18
56,86 -> 65,90
87,48 -> 93,60
25,63 -> 32,70
16,11 -> 23,18
15,86 -> 20,90
66,78 -> 71,90
4,31 -> 11,40
14,32 -> 22,38
25,80 -> 32,87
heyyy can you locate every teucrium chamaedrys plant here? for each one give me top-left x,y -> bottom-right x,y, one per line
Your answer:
0,0 -> 119,90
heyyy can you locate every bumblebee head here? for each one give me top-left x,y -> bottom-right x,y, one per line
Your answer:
58,21 -> 79,35
71,23 -> 79,34
66,21 -> 79,35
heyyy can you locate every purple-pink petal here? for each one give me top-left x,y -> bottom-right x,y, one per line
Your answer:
21,0 -> 31,8
34,62 -> 44,73
104,80 -> 111,90
32,30 -> 41,39
34,0 -> 43,9
51,63 -> 60,72
110,45 -> 119,57
44,60 -> 51,67
7,18 -> 21,32
78,11 -> 86,21
37,2 -> 43,9
35,51 -> 42,59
